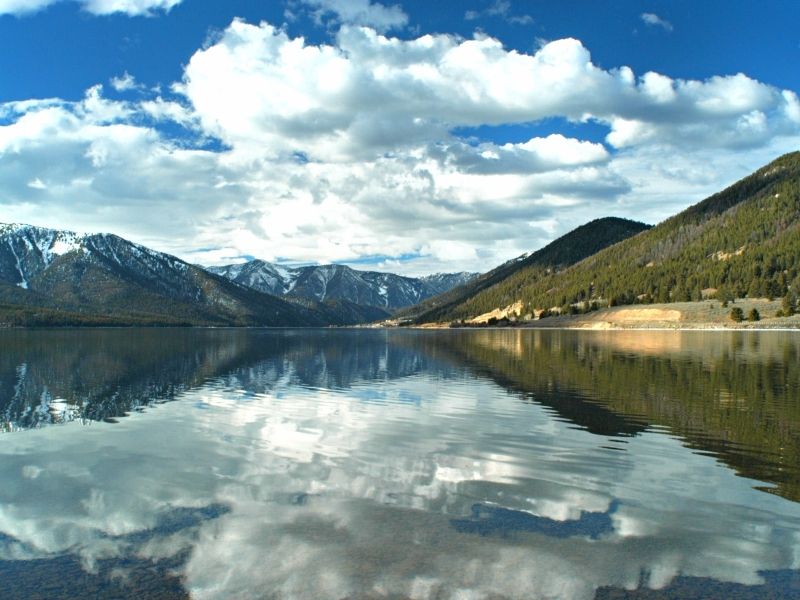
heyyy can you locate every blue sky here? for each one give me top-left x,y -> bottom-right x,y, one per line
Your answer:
5,2 -> 799,104
1,0 -> 799,274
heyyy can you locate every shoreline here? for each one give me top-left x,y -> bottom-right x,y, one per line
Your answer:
409,323 -> 800,331
3,300 -> 800,332
404,299 -> 800,331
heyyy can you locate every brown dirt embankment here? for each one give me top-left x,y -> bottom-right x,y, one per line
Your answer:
415,299 -> 800,330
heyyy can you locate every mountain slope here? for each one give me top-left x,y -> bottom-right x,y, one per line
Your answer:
401,217 -> 651,323
426,151 -> 800,321
207,260 -> 476,310
0,224 -> 355,326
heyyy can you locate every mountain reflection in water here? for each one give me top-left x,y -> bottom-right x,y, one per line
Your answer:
0,328 -> 799,599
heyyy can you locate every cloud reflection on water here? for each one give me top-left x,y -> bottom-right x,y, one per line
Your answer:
0,329 -> 799,599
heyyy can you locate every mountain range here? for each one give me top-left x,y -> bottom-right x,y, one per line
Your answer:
0,224 -> 390,326
2,151 -> 797,327
0,224 -> 471,327
207,260 -> 475,310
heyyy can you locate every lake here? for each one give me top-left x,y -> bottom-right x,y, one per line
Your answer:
1,328 -> 799,599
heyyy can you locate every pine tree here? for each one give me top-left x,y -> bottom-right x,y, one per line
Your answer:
782,293 -> 797,317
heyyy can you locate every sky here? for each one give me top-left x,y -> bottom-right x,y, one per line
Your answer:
1,0 -> 799,275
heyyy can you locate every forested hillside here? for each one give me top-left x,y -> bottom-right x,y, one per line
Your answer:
414,151 -> 800,322
404,217 -> 650,323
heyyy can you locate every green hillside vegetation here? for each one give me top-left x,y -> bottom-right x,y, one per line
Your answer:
403,217 -> 650,323
417,151 -> 800,322
284,296 -> 390,326
0,303 -> 196,327
0,281 -> 391,327
0,265 -> 320,327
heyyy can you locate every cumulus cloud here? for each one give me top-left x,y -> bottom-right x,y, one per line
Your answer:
641,12 -> 673,32
109,71 -> 140,92
180,23 -> 798,161
293,0 -> 408,32
1,20 -> 799,273
438,134 -> 610,175
0,0 -> 182,16
0,88 -> 245,255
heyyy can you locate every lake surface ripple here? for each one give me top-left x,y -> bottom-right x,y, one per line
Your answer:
1,328 -> 799,599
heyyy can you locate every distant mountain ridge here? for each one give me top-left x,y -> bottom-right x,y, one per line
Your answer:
401,217 -> 651,323
0,223 -> 386,327
207,259 -> 477,310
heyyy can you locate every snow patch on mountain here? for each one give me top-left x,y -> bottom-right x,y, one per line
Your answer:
48,233 -> 82,260
7,239 -> 28,289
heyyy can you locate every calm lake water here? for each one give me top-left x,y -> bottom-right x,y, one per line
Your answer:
1,328 -> 800,600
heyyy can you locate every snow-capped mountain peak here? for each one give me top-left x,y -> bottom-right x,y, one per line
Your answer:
0,223 -> 353,327
207,259 -> 478,310
0,223 -> 89,288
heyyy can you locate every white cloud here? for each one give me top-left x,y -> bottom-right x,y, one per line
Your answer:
783,90 -> 800,123
0,0 -> 182,16
79,84 -> 132,122
180,23 -> 797,161
465,0 -> 534,25
294,0 -> 408,32
82,0 -> 181,15
641,12 -> 673,32
436,134 -> 610,175
0,89 -> 246,256
139,96 -> 196,127
110,71 -> 140,92
0,0 -> 55,15
1,20 -> 799,274
507,13 -> 534,25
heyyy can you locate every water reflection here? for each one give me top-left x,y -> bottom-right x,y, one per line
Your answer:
0,328 -> 799,599
414,329 -> 800,502
451,501 -> 620,539
0,329 -> 443,431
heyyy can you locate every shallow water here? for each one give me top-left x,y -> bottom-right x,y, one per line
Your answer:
1,328 -> 799,599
